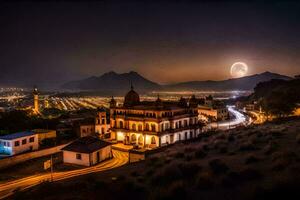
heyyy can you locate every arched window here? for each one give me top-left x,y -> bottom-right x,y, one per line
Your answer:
138,135 -> 143,145
151,124 -> 156,132
119,121 -> 123,128
131,134 -> 137,143
138,124 -> 143,131
151,136 -> 156,144
132,123 -> 136,131
145,123 -> 150,131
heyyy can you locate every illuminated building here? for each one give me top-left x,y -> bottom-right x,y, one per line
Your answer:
76,108 -> 110,138
197,96 -> 229,122
109,86 -> 201,148
61,136 -> 112,166
95,107 -> 110,138
33,86 -> 39,114
0,131 -> 39,155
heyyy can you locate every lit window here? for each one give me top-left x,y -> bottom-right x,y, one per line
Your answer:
76,153 -> 82,160
15,141 -> 20,147
29,137 -> 35,143
22,139 -> 27,145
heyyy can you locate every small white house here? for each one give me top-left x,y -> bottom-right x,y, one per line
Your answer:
61,136 -> 112,166
0,131 -> 39,156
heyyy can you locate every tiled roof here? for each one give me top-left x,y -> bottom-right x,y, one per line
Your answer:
61,136 -> 111,153
0,131 -> 36,140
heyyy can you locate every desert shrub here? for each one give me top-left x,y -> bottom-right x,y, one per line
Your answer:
219,145 -> 228,154
227,134 -> 235,142
221,171 -> 241,187
174,152 -> 185,159
122,180 -> 146,198
239,142 -> 256,151
154,181 -> 187,200
296,134 -> 300,144
177,163 -> 201,179
202,144 -> 210,151
209,159 -> 229,175
271,151 -> 298,171
194,148 -> 207,159
216,133 -> 226,140
93,180 -> 108,189
271,131 -> 284,137
263,141 -> 279,155
239,168 -> 262,181
184,154 -> 193,161
137,176 -> 145,183
151,164 -> 183,186
164,158 -> 172,164
245,155 -> 260,164
196,172 -> 215,190
130,171 -> 140,177
184,146 -> 196,152
146,169 -> 154,176
213,139 -> 228,149
146,156 -> 164,168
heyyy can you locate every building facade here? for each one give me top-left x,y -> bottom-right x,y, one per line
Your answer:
33,87 -> 39,114
0,131 -> 39,156
198,96 -> 229,122
61,136 -> 112,166
109,87 -> 202,149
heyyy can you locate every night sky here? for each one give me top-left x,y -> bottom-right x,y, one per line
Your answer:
0,0 -> 300,88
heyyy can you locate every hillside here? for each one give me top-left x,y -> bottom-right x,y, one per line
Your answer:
61,71 -> 161,93
62,71 -> 291,94
14,117 -> 300,200
165,71 -> 291,91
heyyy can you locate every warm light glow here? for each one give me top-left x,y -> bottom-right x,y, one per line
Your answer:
230,62 -> 248,78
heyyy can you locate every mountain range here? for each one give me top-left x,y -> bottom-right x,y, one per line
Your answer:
61,71 -> 292,94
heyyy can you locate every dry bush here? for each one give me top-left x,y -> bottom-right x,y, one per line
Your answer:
221,171 -> 241,187
209,159 -> 229,175
196,172 -> 215,190
263,141 -> 279,155
271,151 -> 298,171
153,180 -> 187,200
296,134 -> 300,144
216,133 -> 226,140
227,134 -> 235,142
213,139 -> 228,150
245,154 -> 260,164
177,163 -> 201,179
174,152 -> 185,159
239,141 -> 256,151
151,163 -> 183,186
194,148 -> 207,159
239,168 -> 263,181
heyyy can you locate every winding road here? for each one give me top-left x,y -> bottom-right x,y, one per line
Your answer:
0,150 -> 128,199
209,105 -> 249,130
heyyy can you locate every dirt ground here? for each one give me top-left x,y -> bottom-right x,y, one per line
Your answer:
9,117 -> 300,200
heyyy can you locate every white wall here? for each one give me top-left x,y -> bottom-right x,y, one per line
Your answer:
63,151 -> 91,166
90,146 -> 112,165
1,134 -> 39,156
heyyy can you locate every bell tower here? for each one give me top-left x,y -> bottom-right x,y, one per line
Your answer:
33,86 -> 39,113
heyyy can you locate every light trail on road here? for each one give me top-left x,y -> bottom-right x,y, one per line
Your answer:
209,105 -> 247,130
0,150 -> 128,199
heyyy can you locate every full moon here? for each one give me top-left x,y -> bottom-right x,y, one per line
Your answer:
230,62 -> 248,78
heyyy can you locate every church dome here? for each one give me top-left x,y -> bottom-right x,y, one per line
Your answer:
124,86 -> 140,107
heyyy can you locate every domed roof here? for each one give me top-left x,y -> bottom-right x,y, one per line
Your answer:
124,85 -> 140,107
